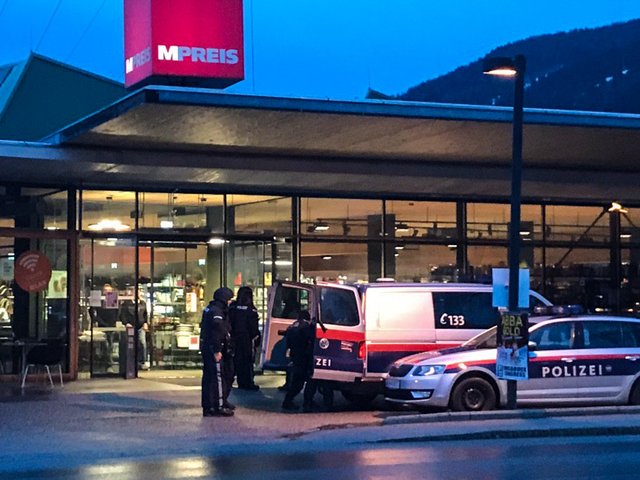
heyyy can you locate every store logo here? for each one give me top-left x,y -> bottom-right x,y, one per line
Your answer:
157,45 -> 239,64
126,47 -> 152,74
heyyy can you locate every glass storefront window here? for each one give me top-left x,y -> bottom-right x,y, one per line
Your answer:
81,191 -> 136,233
386,200 -> 456,241
0,188 -> 67,230
467,245 -> 508,283
388,244 -> 457,283
467,203 -> 541,242
301,198 -> 382,237
139,192 -> 224,232
227,195 -> 292,235
1,236 -> 69,376
546,247 -> 610,311
545,205 -> 609,244
301,241 -> 372,283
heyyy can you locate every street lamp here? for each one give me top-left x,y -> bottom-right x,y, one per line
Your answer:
483,54 -> 526,409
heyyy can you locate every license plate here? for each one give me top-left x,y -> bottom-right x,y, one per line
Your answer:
386,378 -> 400,389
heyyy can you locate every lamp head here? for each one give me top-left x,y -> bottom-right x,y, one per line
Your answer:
483,55 -> 526,76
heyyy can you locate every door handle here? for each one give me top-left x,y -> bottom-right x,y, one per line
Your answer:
561,357 -> 575,363
625,356 -> 640,361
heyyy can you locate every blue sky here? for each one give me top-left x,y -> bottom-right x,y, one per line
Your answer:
1,0 -> 640,99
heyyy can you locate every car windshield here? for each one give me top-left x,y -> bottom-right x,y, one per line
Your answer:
462,326 -> 498,349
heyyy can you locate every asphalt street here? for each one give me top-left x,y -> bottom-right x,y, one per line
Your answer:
2,372 -> 640,477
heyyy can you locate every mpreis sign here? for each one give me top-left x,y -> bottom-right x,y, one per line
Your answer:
124,0 -> 244,88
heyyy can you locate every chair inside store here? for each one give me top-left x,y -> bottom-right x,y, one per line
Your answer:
20,339 -> 65,388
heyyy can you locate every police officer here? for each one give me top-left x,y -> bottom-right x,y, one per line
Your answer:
200,287 -> 235,417
282,310 -> 317,412
229,286 -> 261,391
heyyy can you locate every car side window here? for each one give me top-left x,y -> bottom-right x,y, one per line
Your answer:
320,288 -> 359,326
433,292 -> 499,330
582,321 -> 624,349
529,322 -> 573,350
271,285 -> 310,319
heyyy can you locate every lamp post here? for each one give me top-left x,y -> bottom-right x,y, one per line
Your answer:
483,54 -> 526,409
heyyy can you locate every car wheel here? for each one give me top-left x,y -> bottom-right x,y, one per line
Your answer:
341,391 -> 377,407
450,377 -> 497,412
629,381 -> 640,405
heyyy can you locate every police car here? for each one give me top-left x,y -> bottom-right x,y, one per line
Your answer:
385,316 -> 640,411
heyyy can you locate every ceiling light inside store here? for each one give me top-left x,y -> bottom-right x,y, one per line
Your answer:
260,260 -> 293,266
160,220 -> 174,229
208,238 -> 226,246
395,223 -> 410,232
88,219 -> 131,232
111,263 -> 118,269
620,233 -> 632,239
322,256 -> 332,260
198,259 -> 206,266
447,244 -> 458,249
312,222 -> 330,232
394,245 -> 405,250
608,202 -> 628,213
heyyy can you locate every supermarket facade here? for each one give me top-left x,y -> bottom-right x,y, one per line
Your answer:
2,0 -> 640,380
2,84 -> 640,380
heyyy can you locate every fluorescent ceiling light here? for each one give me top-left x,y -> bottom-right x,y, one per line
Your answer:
313,222 -> 330,232
322,256 -> 332,260
395,223 -> 410,232
208,238 -> 226,246
260,260 -> 293,266
160,220 -> 174,229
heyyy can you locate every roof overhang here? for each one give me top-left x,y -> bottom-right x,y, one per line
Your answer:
2,87 -> 640,203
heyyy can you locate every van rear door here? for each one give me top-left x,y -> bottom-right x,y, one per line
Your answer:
261,281 -> 314,371
313,284 -> 364,383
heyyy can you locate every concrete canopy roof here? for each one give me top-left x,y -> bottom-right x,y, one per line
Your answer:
3,86 -> 640,203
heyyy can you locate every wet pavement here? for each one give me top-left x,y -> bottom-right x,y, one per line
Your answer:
2,371 -> 640,476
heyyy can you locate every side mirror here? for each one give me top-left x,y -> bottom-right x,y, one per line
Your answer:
527,341 -> 537,351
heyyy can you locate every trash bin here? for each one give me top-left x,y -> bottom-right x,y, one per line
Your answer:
119,325 -> 136,379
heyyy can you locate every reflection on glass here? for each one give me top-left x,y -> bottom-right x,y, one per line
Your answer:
301,198 -> 382,237
467,203 -> 540,241
139,192 -> 224,231
388,244 -> 457,283
467,245 -> 508,284
386,200 -> 456,240
82,190 -> 135,232
227,195 -> 292,235
301,242 -> 371,283
545,205 -> 608,244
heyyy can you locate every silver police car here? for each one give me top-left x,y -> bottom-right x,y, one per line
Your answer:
385,316 -> 640,411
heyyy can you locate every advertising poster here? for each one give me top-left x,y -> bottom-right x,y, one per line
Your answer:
496,311 -> 529,380
47,270 -> 68,299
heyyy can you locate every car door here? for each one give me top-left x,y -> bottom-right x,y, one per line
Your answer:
261,281 -> 314,371
313,283 -> 364,382
573,320 -> 640,402
519,321 -> 578,403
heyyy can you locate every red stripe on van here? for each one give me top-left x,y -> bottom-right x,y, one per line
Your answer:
316,329 -> 364,343
367,343 -> 459,353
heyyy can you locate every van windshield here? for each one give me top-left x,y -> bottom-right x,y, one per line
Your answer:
320,287 -> 359,326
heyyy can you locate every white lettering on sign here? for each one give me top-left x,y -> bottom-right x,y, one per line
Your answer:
315,357 -> 332,367
541,364 -> 604,378
439,313 -> 465,327
157,45 -> 239,64
125,47 -> 152,74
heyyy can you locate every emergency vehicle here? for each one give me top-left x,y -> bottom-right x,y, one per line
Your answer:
385,316 -> 640,411
261,280 -> 551,403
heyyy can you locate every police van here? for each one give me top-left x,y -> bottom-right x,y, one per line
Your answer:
384,315 -> 640,411
261,280 -> 552,403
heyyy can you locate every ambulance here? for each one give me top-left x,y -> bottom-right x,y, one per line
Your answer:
261,280 -> 552,404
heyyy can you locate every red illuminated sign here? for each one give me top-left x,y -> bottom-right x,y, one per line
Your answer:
124,0 -> 244,88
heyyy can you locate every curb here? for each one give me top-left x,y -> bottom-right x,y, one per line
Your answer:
383,405 -> 640,425
375,425 -> 640,444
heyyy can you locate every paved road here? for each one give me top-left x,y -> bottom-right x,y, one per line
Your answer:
5,436 -> 640,479
3,373 -> 640,477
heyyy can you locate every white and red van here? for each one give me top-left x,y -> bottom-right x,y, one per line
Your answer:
261,280 -> 552,403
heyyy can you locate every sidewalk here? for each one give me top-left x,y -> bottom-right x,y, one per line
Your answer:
2,372 -> 640,473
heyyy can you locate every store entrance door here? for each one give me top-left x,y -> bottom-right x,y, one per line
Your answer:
138,241 -> 214,371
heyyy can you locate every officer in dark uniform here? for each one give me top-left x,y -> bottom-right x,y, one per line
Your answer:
229,286 -> 261,390
200,287 -> 235,417
281,310 -> 317,412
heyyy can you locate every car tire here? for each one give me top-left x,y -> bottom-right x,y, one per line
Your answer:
629,381 -> 640,405
450,377 -> 497,412
341,391 -> 377,407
